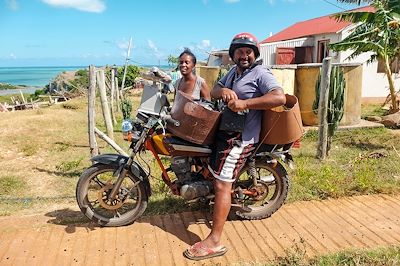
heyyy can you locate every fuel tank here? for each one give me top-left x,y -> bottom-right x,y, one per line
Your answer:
152,133 -> 212,157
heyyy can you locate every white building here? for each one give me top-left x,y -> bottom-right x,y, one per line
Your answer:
259,6 -> 400,101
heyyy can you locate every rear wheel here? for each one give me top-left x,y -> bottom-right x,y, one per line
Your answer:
76,163 -> 148,226
233,161 -> 289,220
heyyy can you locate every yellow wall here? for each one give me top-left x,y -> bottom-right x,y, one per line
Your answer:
295,64 -> 362,126
270,68 -> 296,95
196,66 -> 220,90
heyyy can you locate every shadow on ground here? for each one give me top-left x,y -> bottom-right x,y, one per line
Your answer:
44,206 -> 241,246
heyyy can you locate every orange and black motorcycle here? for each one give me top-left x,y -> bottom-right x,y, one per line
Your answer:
76,68 -> 298,227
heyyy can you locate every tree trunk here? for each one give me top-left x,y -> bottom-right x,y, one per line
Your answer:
384,55 -> 399,112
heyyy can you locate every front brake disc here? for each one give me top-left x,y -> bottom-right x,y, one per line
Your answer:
98,183 -> 124,210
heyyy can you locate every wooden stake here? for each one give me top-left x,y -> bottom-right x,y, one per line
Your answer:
19,90 -> 26,104
115,76 -> 120,112
110,67 -> 117,125
317,57 -> 332,160
97,69 -> 114,140
88,65 -> 99,157
94,127 -> 128,156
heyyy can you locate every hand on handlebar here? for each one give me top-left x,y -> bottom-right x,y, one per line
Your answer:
227,99 -> 248,113
221,88 -> 238,103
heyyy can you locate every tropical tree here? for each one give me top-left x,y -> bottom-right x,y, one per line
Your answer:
167,55 -> 179,67
331,0 -> 400,112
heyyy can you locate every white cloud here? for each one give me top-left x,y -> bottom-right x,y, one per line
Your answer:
5,0 -> 18,10
8,53 -> 17,59
147,40 -> 159,53
41,0 -> 106,13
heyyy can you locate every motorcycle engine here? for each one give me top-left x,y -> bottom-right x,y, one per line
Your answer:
170,156 -> 212,200
170,156 -> 191,181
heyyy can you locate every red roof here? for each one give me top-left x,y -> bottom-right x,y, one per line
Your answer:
261,6 -> 375,44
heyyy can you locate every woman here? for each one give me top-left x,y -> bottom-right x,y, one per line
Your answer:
174,49 -> 211,101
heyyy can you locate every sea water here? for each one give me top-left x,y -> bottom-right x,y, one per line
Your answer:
0,65 -> 174,88
0,66 -> 85,87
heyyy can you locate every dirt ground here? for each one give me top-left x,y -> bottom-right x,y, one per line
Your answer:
0,194 -> 399,266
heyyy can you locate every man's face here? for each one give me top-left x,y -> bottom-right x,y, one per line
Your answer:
233,47 -> 255,70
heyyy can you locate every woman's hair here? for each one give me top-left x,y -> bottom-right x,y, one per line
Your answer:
179,48 -> 197,65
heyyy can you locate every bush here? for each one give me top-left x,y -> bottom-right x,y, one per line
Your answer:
117,65 -> 141,88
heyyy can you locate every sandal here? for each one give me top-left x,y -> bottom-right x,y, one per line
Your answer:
183,242 -> 227,261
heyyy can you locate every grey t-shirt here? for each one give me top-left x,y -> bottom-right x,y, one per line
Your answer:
173,76 -> 205,101
218,64 -> 282,144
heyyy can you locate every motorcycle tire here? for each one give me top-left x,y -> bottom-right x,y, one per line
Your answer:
234,161 -> 289,220
76,163 -> 148,227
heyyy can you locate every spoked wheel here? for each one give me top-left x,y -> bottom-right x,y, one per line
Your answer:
233,161 -> 289,220
76,163 -> 148,226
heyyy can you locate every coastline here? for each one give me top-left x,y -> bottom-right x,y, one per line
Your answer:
0,86 -> 42,96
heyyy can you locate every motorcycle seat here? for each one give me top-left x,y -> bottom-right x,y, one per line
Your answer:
164,135 -> 210,148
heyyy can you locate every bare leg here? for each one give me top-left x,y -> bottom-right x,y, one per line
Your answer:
202,179 -> 232,249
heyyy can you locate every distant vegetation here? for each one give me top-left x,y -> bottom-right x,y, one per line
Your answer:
115,65 -> 141,88
0,83 -> 20,90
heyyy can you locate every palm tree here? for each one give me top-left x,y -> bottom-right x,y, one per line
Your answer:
331,0 -> 400,112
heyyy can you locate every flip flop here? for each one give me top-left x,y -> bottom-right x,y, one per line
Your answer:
183,242 -> 227,261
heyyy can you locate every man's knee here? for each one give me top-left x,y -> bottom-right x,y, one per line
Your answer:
214,179 -> 233,193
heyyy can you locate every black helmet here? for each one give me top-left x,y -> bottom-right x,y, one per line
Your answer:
229,32 -> 260,59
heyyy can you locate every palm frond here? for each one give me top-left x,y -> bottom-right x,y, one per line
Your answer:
388,0 -> 400,14
333,11 -> 373,23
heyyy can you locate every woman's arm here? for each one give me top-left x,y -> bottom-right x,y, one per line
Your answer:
200,80 -> 211,101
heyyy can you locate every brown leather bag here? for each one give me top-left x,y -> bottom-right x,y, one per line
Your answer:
167,91 -> 221,145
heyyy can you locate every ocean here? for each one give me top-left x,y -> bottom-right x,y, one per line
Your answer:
0,66 -> 86,87
0,65 -> 173,88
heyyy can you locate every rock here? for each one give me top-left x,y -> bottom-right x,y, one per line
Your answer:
364,116 -> 382,122
381,112 -> 400,128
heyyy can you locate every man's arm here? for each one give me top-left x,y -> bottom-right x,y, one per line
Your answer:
227,89 -> 286,112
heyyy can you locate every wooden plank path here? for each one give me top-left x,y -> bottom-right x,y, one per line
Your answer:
0,194 -> 399,266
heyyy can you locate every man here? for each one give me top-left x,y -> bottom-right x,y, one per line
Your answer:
184,32 -> 286,260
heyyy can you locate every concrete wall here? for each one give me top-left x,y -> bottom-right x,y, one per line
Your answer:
196,66 -> 220,90
295,63 -> 362,126
270,66 -> 296,95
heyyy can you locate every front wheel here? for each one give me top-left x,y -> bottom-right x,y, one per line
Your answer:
233,161 -> 289,220
76,163 -> 148,226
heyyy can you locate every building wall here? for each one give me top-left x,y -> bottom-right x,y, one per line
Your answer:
260,28 -> 400,99
260,37 -> 314,66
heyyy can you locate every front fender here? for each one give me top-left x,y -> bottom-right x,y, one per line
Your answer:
91,153 -> 151,196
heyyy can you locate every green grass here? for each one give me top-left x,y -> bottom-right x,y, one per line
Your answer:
361,103 -> 387,118
288,127 -> 400,202
260,245 -> 400,266
0,175 -> 26,197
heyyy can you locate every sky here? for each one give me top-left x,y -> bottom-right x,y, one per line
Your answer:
0,0 -> 365,67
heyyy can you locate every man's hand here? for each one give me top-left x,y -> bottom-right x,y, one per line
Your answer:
227,99 -> 248,112
221,88 -> 238,102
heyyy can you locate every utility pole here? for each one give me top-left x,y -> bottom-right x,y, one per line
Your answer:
120,37 -> 132,98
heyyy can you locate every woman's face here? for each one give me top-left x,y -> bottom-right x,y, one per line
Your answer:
178,54 -> 195,75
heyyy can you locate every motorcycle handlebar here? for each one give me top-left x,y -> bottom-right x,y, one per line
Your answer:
162,114 -> 180,127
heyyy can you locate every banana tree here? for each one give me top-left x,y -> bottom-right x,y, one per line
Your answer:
331,0 -> 400,112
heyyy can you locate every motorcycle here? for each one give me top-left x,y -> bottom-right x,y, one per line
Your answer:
76,68 -> 294,227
